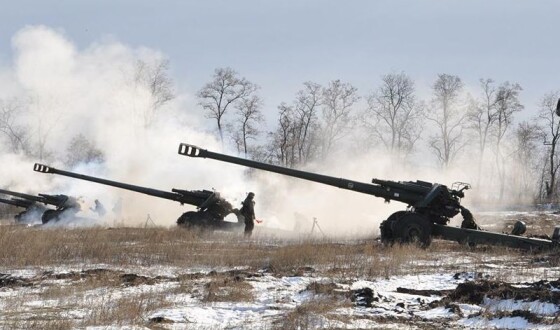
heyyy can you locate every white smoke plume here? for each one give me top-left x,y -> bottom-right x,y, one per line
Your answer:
1,26 -> 248,227
0,26 -> 530,236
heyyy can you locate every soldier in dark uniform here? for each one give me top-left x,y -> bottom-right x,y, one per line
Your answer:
90,199 -> 106,217
460,206 -> 480,230
240,192 -> 256,237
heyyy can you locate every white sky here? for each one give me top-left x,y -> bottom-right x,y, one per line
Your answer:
0,0 -> 558,121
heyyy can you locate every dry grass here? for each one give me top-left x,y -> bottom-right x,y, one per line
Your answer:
0,224 -> 545,279
1,223 -> 559,328
273,296 -> 352,330
203,274 -> 254,302
84,291 -> 172,327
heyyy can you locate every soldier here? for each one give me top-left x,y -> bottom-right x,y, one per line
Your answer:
90,199 -> 106,217
460,206 -> 480,230
240,192 -> 256,237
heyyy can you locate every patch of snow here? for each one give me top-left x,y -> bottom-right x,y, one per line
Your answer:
415,306 -> 456,319
458,316 -> 537,329
483,297 -> 559,316
352,273 -> 462,294
149,303 -> 282,328
457,303 -> 483,317
24,299 -> 58,308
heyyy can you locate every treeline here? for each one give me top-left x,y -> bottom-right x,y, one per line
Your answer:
1,64 -> 559,205
196,68 -> 560,205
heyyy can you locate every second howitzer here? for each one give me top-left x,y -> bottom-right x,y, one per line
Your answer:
0,196 -> 48,222
33,164 -> 244,229
178,143 -> 560,250
0,188 -> 79,223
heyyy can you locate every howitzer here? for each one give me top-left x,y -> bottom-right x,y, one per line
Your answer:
0,197 -> 48,222
0,189 -> 76,223
33,164 -> 244,230
178,143 -> 560,250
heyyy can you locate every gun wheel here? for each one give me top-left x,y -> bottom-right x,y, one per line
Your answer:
394,213 -> 432,248
41,209 -> 59,224
177,211 -> 212,229
380,211 -> 408,245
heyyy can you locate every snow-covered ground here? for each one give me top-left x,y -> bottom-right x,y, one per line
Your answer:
1,259 -> 559,329
0,211 -> 559,329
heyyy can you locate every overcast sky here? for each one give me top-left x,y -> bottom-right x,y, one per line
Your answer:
1,0 -> 558,121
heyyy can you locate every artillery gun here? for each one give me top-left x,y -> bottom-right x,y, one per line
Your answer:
33,164 -> 245,230
0,189 -> 79,224
0,196 -> 48,222
178,143 -> 560,250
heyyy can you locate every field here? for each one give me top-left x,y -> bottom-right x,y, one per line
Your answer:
0,212 -> 559,329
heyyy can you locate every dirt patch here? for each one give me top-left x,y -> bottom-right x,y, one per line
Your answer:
0,273 -> 33,287
37,269 -> 171,287
148,316 -> 175,324
41,268 -> 113,281
396,287 -> 453,297
306,281 -> 342,295
431,278 -> 560,307
120,273 -> 156,286
203,273 -> 254,302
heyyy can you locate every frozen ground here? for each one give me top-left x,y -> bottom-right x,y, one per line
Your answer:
0,211 -> 559,329
1,264 -> 559,329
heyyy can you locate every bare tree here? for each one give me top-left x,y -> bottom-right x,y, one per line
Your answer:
198,68 -> 257,143
537,91 -> 560,200
293,82 -> 322,164
269,103 -> 298,166
0,98 -> 29,153
134,59 -> 175,127
493,82 -> 523,200
229,95 -> 264,157
64,134 -> 105,167
364,72 -> 422,157
467,79 -> 499,157
320,80 -> 359,158
466,78 -> 499,187
426,74 -> 466,167
512,121 -> 542,203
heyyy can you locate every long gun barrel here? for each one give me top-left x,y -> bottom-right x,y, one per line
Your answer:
178,144 -> 414,202
0,197 -> 34,209
177,143 -> 462,218
33,164 -> 214,208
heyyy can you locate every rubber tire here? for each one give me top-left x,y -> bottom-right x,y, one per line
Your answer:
41,209 -> 59,224
177,211 -> 206,227
380,211 -> 408,245
393,213 -> 433,248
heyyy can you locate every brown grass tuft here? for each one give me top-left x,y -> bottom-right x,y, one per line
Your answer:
203,274 -> 253,302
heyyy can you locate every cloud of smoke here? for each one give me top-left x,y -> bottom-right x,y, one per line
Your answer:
0,25 -> 536,236
1,26 -> 248,226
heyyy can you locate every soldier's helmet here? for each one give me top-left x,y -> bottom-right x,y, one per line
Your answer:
247,192 -> 255,199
